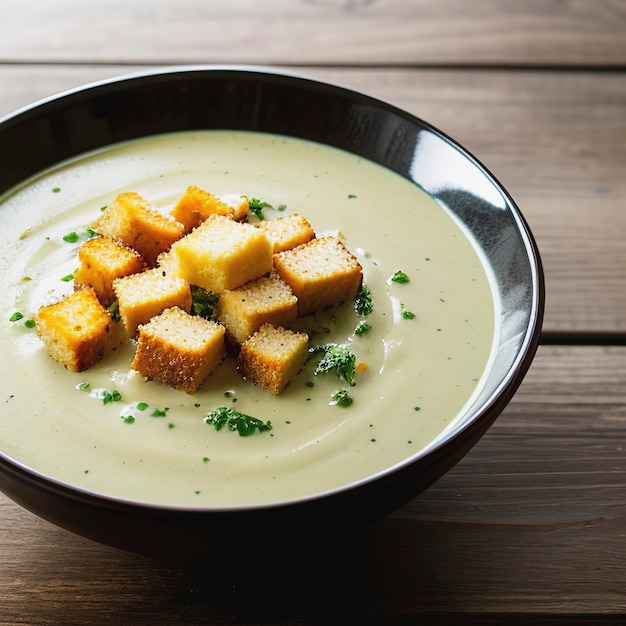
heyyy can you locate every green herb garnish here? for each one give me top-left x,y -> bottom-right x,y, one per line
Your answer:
354,320 -> 372,337
401,305 -> 416,320
204,406 -> 272,437
77,382 -> 91,392
101,389 -> 122,405
136,402 -> 149,411
122,415 -> 135,424
52,187 -> 61,193
190,285 -> 219,319
60,273 -> 74,282
330,389 -> 353,407
354,284 -> 373,317
63,232 -> 79,243
9,312 -> 24,322
311,343 -> 357,387
248,197 -> 272,221
24,319 -> 35,329
391,270 -> 410,284
152,408 -> 168,418
107,300 -> 120,322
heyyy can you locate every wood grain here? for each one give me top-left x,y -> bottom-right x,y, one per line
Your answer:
1,65 -> 625,334
2,346 -> 626,622
1,0 -> 625,67
1,1 -> 625,621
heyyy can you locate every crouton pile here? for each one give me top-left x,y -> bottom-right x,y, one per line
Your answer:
35,186 -> 363,395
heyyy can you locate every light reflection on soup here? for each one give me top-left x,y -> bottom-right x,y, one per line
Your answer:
0,131 -> 496,507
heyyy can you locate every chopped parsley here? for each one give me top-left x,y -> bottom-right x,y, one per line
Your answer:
248,197 -> 272,221
60,273 -> 74,282
101,389 -> 122,405
391,270 -> 410,284
63,228 -> 99,243
107,300 -> 120,322
330,389 -> 353,407
354,320 -> 372,337
9,311 -> 35,328
354,284 -> 373,317
77,382 -> 91,392
63,231 -> 80,243
152,408 -> 168,418
52,187 -> 61,193
190,285 -> 219,319
311,343 -> 357,387
204,406 -> 272,437
136,402 -> 149,411
401,305 -> 416,320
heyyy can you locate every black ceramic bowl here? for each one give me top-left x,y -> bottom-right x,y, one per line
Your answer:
0,67 -> 543,564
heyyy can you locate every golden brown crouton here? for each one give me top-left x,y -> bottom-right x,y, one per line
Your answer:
168,214 -> 273,293
35,286 -> 124,372
256,213 -> 315,253
131,306 -> 225,394
73,236 -> 145,306
219,194 -> 249,221
238,324 -> 309,395
170,185 -> 235,233
273,236 -> 363,316
216,272 -> 298,346
113,267 -> 192,337
91,192 -> 185,266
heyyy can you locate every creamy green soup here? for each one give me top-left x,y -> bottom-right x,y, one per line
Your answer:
0,131 -> 496,507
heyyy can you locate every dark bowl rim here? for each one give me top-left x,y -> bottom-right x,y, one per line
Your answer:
0,64 -> 545,515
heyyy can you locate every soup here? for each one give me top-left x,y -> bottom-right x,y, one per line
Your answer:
0,131 -> 496,507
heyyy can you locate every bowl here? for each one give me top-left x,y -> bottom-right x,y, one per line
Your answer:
0,66 -> 544,564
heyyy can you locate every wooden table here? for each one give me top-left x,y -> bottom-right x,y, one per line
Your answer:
1,1 -> 626,623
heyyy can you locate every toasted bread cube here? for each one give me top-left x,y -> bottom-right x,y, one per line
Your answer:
113,268 -> 192,337
169,214 -> 273,293
35,286 -> 123,372
92,192 -> 185,266
216,273 -> 298,345
257,213 -> 315,253
170,186 -> 235,233
73,236 -> 145,305
131,307 -> 225,394
273,236 -> 363,316
238,324 -> 309,395
219,194 -> 249,221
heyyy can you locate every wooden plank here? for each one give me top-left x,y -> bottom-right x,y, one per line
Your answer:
0,65 -> 625,334
2,346 -> 626,621
0,0 -> 625,67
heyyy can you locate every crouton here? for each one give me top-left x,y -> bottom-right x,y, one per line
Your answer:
73,236 -> 145,306
273,236 -> 363,316
216,272 -> 298,346
168,214 -> 273,293
256,213 -> 315,253
170,185 -> 236,233
35,286 -> 124,372
113,267 -> 192,337
91,192 -> 185,266
219,194 -> 249,221
238,324 -> 309,395
131,306 -> 225,394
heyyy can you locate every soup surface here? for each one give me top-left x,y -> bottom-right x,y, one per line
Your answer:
0,131 -> 496,507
